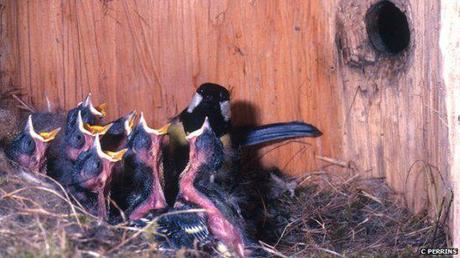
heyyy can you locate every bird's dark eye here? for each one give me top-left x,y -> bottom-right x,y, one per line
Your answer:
68,130 -> 85,149
95,159 -> 101,169
20,135 -> 36,155
77,153 -> 103,182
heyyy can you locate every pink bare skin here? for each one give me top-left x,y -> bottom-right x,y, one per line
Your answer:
178,138 -> 246,258
81,160 -> 116,219
66,134 -> 95,161
18,140 -> 48,173
129,135 -> 167,220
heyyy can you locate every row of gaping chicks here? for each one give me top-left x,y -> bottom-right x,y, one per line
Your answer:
5,83 -> 322,258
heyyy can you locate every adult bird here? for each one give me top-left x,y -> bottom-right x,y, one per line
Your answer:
164,82 -> 322,204
69,134 -> 126,219
6,115 -> 60,173
109,113 -> 168,222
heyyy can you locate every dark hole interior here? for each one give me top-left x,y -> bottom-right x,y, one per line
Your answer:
366,1 -> 410,55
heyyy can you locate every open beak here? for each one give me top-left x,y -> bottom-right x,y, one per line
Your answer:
94,103 -> 107,117
38,128 -> 61,143
186,116 -> 210,141
24,115 -> 61,172
139,112 -> 170,135
26,115 -> 62,143
124,111 -> 137,136
156,123 -> 170,135
84,123 -> 112,136
81,93 -> 107,117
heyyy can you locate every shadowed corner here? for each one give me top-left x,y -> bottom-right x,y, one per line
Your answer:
230,100 -> 260,128
230,100 -> 262,170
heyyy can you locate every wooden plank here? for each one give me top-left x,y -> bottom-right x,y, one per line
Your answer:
335,0 -> 451,219
440,0 -> 460,248
0,0 -> 340,175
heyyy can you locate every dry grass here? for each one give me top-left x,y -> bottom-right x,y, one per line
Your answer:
273,173 -> 448,257
0,163 -> 449,257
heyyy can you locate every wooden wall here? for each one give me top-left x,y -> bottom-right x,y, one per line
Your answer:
0,0 -> 339,175
0,0 -> 453,229
440,0 -> 460,248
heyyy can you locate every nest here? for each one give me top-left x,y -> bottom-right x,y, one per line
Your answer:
0,162 -> 448,257
0,89 -> 449,257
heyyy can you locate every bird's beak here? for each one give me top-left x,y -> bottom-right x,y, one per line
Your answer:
139,112 -> 169,135
95,103 -> 108,117
26,115 -> 61,143
105,148 -> 128,161
186,116 -> 210,141
84,123 -> 112,136
124,111 -> 137,136
156,123 -> 170,135
23,115 -> 58,172
81,93 -> 107,117
82,93 -> 92,107
38,128 -> 61,143
93,134 -> 126,162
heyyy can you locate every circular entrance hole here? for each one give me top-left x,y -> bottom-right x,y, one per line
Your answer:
366,1 -> 410,55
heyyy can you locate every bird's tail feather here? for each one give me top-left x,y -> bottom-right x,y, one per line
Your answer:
236,121 -> 322,146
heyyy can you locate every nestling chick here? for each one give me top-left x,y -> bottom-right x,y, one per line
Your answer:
173,118 -> 248,258
69,134 -> 126,219
6,115 -> 60,173
110,113 -> 168,221
47,111 -> 112,185
101,111 -> 136,152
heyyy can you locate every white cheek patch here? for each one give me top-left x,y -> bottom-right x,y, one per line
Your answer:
187,93 -> 203,113
219,101 -> 231,122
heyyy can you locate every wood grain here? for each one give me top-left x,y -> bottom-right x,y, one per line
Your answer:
0,0 -> 340,175
0,0 -> 454,233
335,0 -> 451,228
440,0 -> 460,248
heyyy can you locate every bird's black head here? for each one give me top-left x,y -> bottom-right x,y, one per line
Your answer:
7,115 -> 60,173
107,111 -> 136,137
101,111 -> 136,151
196,83 -> 230,104
73,134 -> 126,191
64,111 -> 112,161
127,113 -> 168,165
186,117 -> 224,171
65,93 -> 107,132
181,83 -> 231,137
